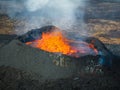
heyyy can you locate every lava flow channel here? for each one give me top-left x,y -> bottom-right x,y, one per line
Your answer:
26,30 -> 98,57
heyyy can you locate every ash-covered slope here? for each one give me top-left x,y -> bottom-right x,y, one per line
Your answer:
0,39 -> 116,81
0,40 -> 78,81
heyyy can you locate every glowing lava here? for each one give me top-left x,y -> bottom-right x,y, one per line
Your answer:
26,30 -> 76,55
37,31 -> 77,54
26,30 -> 98,57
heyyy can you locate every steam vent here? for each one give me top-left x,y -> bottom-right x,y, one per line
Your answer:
0,25 -> 116,82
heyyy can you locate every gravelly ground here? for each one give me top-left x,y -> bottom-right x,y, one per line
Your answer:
0,65 -> 120,90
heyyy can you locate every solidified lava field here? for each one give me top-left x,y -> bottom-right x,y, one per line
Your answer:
0,1 -> 120,90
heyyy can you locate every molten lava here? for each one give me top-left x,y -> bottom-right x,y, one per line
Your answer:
36,31 -> 76,54
26,30 -> 98,57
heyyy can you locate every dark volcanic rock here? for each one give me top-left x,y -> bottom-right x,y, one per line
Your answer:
18,25 -> 115,68
17,25 -> 59,43
0,25 -> 120,90
0,39 -> 108,80
0,34 -> 17,47
0,66 -> 41,90
0,25 -> 119,86
0,66 -> 120,90
0,40 -> 78,81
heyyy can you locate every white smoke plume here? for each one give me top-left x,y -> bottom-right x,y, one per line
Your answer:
0,0 -> 87,34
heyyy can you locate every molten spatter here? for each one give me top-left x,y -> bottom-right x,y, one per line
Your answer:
26,30 -> 98,57
26,30 -> 77,55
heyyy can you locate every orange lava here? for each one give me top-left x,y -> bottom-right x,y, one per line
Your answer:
26,30 -> 98,57
89,43 -> 98,54
27,31 -> 76,55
